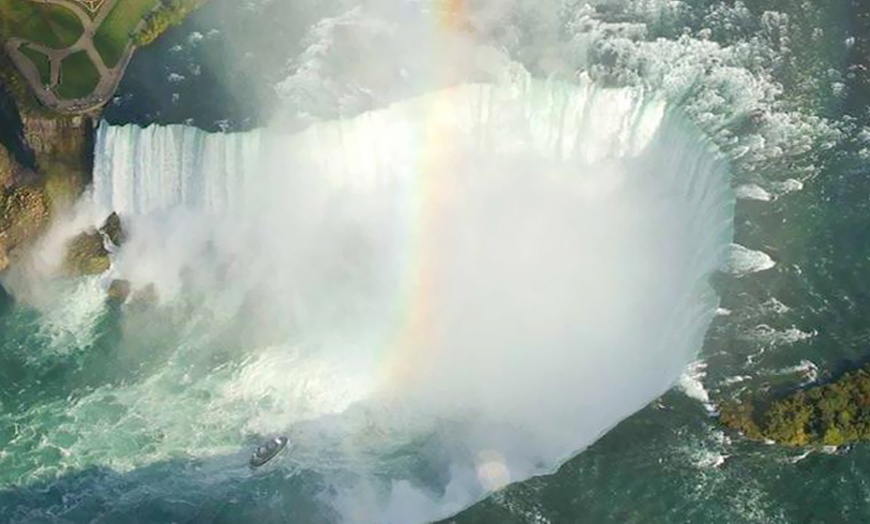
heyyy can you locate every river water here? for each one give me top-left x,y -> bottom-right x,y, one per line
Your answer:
2,1 -> 870,522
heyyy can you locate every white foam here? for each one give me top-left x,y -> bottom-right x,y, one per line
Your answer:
736,184 -> 773,201
679,361 -> 715,414
724,244 -> 775,276
74,77 -> 735,522
760,298 -> 791,315
784,450 -> 812,464
769,179 -> 804,195
694,450 -> 728,469
741,325 -> 815,346
11,0 -> 846,518
721,375 -> 752,386
34,277 -> 108,359
1,190 -> 110,304
769,360 -> 818,384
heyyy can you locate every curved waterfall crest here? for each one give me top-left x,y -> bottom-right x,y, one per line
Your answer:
81,77 -> 734,523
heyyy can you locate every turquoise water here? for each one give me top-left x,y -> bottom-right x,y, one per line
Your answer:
3,0 -> 870,522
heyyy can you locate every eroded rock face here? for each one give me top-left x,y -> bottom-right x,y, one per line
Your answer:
22,114 -> 90,158
61,212 -> 127,276
63,228 -> 110,275
0,146 -> 11,271
59,211 -> 126,277
0,110 -> 92,274
0,146 -> 13,189
22,114 -> 91,211
0,105 -> 96,271
0,177 -> 50,272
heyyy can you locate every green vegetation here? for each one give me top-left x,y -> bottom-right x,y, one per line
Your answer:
93,0 -> 159,67
55,51 -> 99,100
0,1 -> 83,49
133,0 -> 204,46
19,44 -> 52,87
720,364 -> 870,447
2,0 -> 204,112
94,0 -> 205,66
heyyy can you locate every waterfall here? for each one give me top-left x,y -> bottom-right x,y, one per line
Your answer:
78,77 -> 734,523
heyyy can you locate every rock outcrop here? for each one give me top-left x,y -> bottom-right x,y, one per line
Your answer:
0,107 -> 93,273
62,228 -> 110,275
106,280 -> 157,304
101,212 -> 125,247
0,145 -> 50,272
21,113 -> 92,210
107,279 -> 131,301
61,212 -> 127,276
0,145 -> 13,189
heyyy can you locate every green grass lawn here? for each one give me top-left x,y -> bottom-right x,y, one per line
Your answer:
93,0 -> 157,67
19,44 -> 52,86
0,1 -> 83,49
55,50 -> 99,100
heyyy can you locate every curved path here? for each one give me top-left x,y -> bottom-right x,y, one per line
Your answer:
4,0 -> 138,114
73,0 -> 108,14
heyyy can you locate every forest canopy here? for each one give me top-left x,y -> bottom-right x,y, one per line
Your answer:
719,364 -> 870,447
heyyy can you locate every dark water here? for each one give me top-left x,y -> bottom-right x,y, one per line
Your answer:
448,137 -> 870,524
3,0 -> 870,522
102,0 -> 336,131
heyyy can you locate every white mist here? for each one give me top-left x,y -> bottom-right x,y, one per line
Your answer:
86,77 -> 734,522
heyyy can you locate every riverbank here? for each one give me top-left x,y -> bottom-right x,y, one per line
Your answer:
0,77 -> 91,272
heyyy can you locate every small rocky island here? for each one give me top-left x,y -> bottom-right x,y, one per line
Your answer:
719,365 -> 870,447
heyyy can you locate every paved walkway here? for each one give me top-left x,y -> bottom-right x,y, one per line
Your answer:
71,0 -> 107,14
5,0 -> 137,114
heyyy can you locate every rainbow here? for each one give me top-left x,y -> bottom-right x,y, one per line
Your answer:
375,0 -> 475,390
382,13 -> 458,392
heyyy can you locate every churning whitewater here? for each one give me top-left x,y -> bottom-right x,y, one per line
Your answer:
64,77 -> 735,522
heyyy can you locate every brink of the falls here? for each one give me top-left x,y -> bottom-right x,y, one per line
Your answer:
68,77 -> 734,523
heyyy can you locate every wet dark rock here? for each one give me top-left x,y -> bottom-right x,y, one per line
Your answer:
63,229 -> 109,275
107,279 -> 131,301
0,102 -> 93,273
100,212 -> 125,247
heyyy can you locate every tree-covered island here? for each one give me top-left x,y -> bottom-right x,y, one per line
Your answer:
719,364 -> 870,447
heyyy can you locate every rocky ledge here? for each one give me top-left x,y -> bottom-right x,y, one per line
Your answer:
61,212 -> 124,276
0,143 -> 48,271
0,90 -> 93,273
0,146 -> 48,272
0,102 -> 133,301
